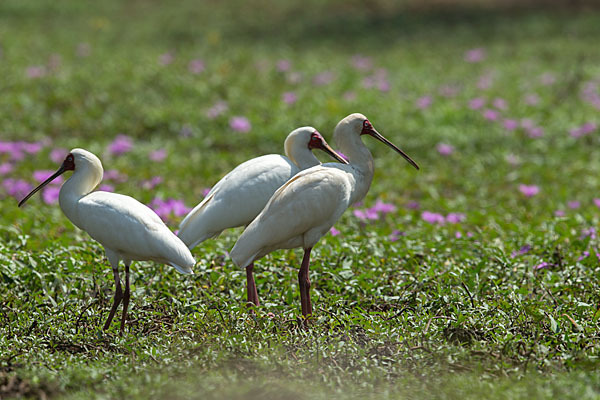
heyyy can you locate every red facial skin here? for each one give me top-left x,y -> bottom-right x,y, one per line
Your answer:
307,131 -> 325,150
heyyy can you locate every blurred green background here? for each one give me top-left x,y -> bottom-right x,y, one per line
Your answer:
1,1 -> 600,399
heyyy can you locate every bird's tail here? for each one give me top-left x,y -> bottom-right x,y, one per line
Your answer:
170,261 -> 194,274
230,244 -> 260,269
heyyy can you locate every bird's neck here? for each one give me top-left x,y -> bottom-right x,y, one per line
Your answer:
288,149 -> 321,170
339,135 -> 375,204
59,166 -> 103,228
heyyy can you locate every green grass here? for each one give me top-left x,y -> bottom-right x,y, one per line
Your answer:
1,0 -> 600,398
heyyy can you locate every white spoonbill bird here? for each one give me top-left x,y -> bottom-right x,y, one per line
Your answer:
178,127 -> 348,306
230,113 -> 419,319
18,149 -> 195,334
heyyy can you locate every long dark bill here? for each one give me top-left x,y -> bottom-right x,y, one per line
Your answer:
320,142 -> 349,164
368,129 -> 420,170
18,164 -> 67,207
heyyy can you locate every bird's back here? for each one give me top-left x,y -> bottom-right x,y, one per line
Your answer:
178,154 -> 298,248
230,164 -> 354,268
77,191 -> 195,273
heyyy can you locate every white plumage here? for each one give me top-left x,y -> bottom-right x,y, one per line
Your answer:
230,113 -> 419,319
178,126 -> 345,249
19,148 -> 195,334
177,126 -> 347,306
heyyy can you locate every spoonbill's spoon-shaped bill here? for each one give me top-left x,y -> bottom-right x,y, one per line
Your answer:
19,149 -> 195,334
177,127 -> 347,308
230,113 -> 419,321
18,155 -> 75,207
361,119 -> 419,170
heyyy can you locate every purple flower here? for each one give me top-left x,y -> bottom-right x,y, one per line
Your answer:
206,101 -> 228,119
188,59 -> 205,74
42,186 -> 60,204
482,109 -> 499,121
353,208 -> 379,221
371,199 -> 397,215
25,66 -> 46,79
406,201 -> 420,210
0,163 -> 13,176
159,52 -> 174,65
2,178 -> 33,200
103,169 -> 127,183
99,184 -> 114,192
377,79 -> 391,92
389,230 -> 405,242
363,69 -> 392,91
351,54 -> 373,71
581,81 -> 600,110
524,93 -> 540,106
330,227 -> 341,236
50,148 -> 68,163
362,76 -> 376,89
554,210 -> 566,217
527,126 -> 544,138
202,187 -> 211,197
229,116 -> 251,133
366,208 -> 380,220
353,209 -> 367,220
312,71 -> 335,86
436,143 -> 454,156
282,92 -> 297,105
521,119 -> 535,130
168,199 -> 191,217
581,227 -> 596,239
569,122 -> 597,138
33,170 -> 63,185
568,201 -> 580,209
26,142 -> 44,154
416,96 -> 432,110
502,119 -> 519,131
142,176 -> 163,190
469,97 -> 486,110
276,59 -> 291,72
534,262 -> 550,270
149,149 -> 167,162
519,184 -> 539,197
455,231 -> 462,239
464,48 -> 486,63
107,135 -> 133,156
492,98 -> 507,110
149,197 -> 191,218
477,73 -> 494,90
511,244 -> 531,258
594,198 -> 600,208
439,84 -> 460,97
421,211 -> 445,225
445,213 -> 466,224
578,251 -> 590,261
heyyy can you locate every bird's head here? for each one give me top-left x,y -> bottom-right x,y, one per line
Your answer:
18,148 -> 103,207
333,113 -> 419,170
285,126 -> 348,164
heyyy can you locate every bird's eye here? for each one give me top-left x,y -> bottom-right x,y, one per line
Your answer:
363,120 -> 371,128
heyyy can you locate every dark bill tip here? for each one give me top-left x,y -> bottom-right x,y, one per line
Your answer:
368,129 -> 419,170
18,165 -> 67,207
